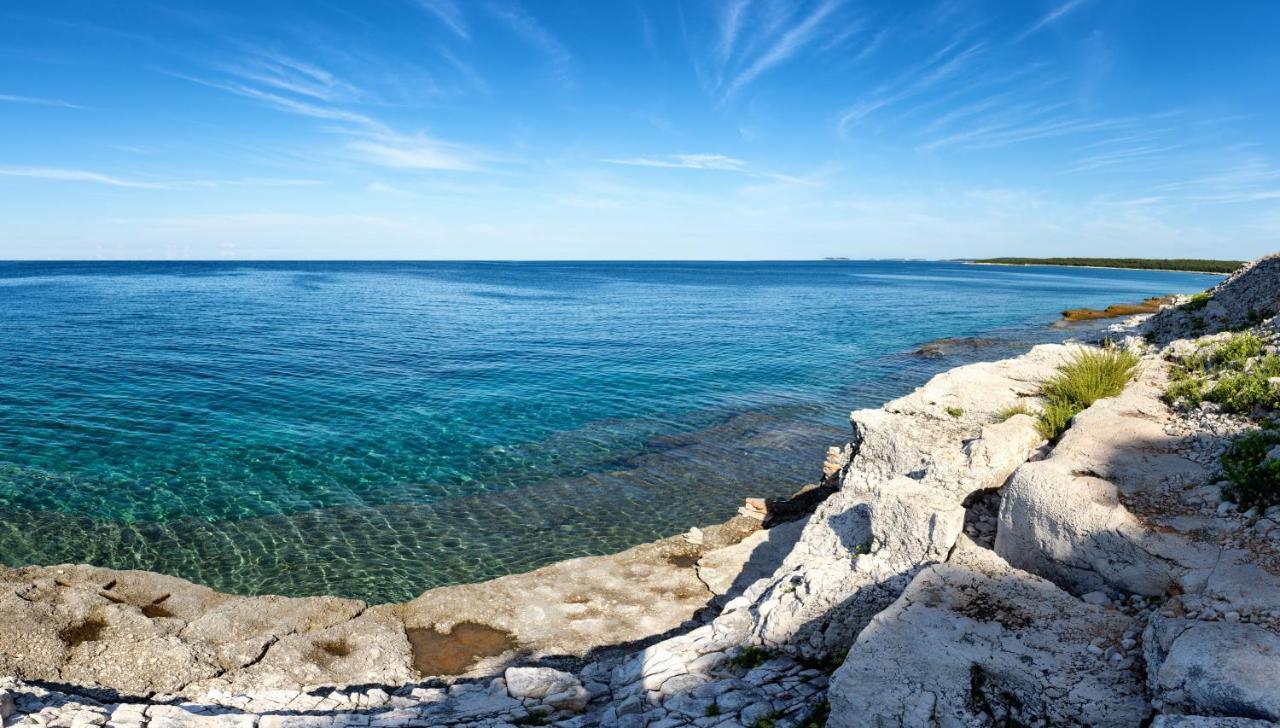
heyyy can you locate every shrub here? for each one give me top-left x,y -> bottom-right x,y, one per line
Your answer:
1183,292 -> 1211,311
1220,430 -> 1280,509
995,403 -> 1034,422
1204,355 -> 1280,413
726,645 -> 771,672
1211,331 -> 1263,366
1163,374 -> 1203,406
945,406 -> 964,419
1035,347 -> 1140,440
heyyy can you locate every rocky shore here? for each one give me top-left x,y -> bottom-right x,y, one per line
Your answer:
4,258 -> 1280,726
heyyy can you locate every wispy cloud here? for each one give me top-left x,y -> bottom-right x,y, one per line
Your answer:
347,132 -> 478,171
708,0 -> 850,101
601,154 -> 747,171
415,0 -> 469,39
1018,0 -> 1089,41
1152,157 -> 1280,204
0,166 -> 323,189
716,0 -> 752,66
176,73 -> 384,130
721,0 -> 842,100
918,114 -> 1133,152
600,153 -> 822,189
176,59 -> 482,172
0,93 -> 83,109
221,52 -> 362,103
837,38 -> 988,136
0,166 -> 164,188
487,2 -> 573,85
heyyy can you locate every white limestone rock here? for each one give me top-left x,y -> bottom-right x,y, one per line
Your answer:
504,667 -> 581,701
748,477 -> 967,657
1144,256 -> 1280,344
995,363 -> 1218,597
1145,614 -> 1280,722
829,540 -> 1150,727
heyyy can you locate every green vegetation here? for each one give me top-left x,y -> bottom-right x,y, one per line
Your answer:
1163,332 -> 1280,414
1220,430 -> 1280,510
973,257 -> 1242,274
995,403 -> 1035,423
1183,291 -> 1212,311
752,711 -> 785,728
1035,347 -> 1141,439
798,701 -> 831,728
1211,331 -> 1264,365
945,406 -> 964,418
726,645 -> 772,672
705,701 -> 721,717
798,648 -> 850,674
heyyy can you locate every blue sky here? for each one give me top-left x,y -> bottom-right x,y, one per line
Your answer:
2,1 -> 1279,260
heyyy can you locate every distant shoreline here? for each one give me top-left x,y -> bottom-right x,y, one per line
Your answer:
970,261 -> 1227,275
967,257 -> 1239,275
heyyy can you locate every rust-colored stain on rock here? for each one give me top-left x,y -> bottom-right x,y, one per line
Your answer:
406,622 -> 516,677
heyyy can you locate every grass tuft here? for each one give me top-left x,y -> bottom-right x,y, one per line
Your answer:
1035,347 -> 1140,440
945,406 -> 964,419
994,403 -> 1034,423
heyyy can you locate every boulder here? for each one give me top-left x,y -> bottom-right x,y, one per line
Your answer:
504,666 -> 581,700
829,540 -> 1150,727
749,478 -> 966,657
995,362 -> 1218,597
1145,614 -> 1280,722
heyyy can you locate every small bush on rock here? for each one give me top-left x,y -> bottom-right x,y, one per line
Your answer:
726,645 -> 772,671
945,406 -> 964,419
1035,347 -> 1140,440
1183,292 -> 1211,311
1211,331 -> 1263,366
1163,332 -> 1280,414
1220,430 -> 1280,509
1204,355 -> 1280,413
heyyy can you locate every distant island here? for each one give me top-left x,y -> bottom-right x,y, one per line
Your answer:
971,257 -> 1243,273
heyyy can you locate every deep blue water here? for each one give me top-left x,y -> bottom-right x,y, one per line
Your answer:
0,260 -> 1214,601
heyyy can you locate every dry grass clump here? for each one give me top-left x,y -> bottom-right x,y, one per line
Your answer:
1035,347 -> 1140,440
1061,296 -> 1171,321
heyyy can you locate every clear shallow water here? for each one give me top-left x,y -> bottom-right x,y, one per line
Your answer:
0,261 -> 1214,602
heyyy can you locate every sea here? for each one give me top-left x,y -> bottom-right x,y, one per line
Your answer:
0,260 -> 1215,602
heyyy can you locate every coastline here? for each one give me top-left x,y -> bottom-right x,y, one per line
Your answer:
0,301 -> 1158,687
966,260 -> 1230,275
5,260 -> 1278,726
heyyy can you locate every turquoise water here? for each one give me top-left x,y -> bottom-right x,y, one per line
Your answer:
0,261 -> 1213,602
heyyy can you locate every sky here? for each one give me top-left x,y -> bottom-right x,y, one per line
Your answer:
2,1 -> 1279,260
